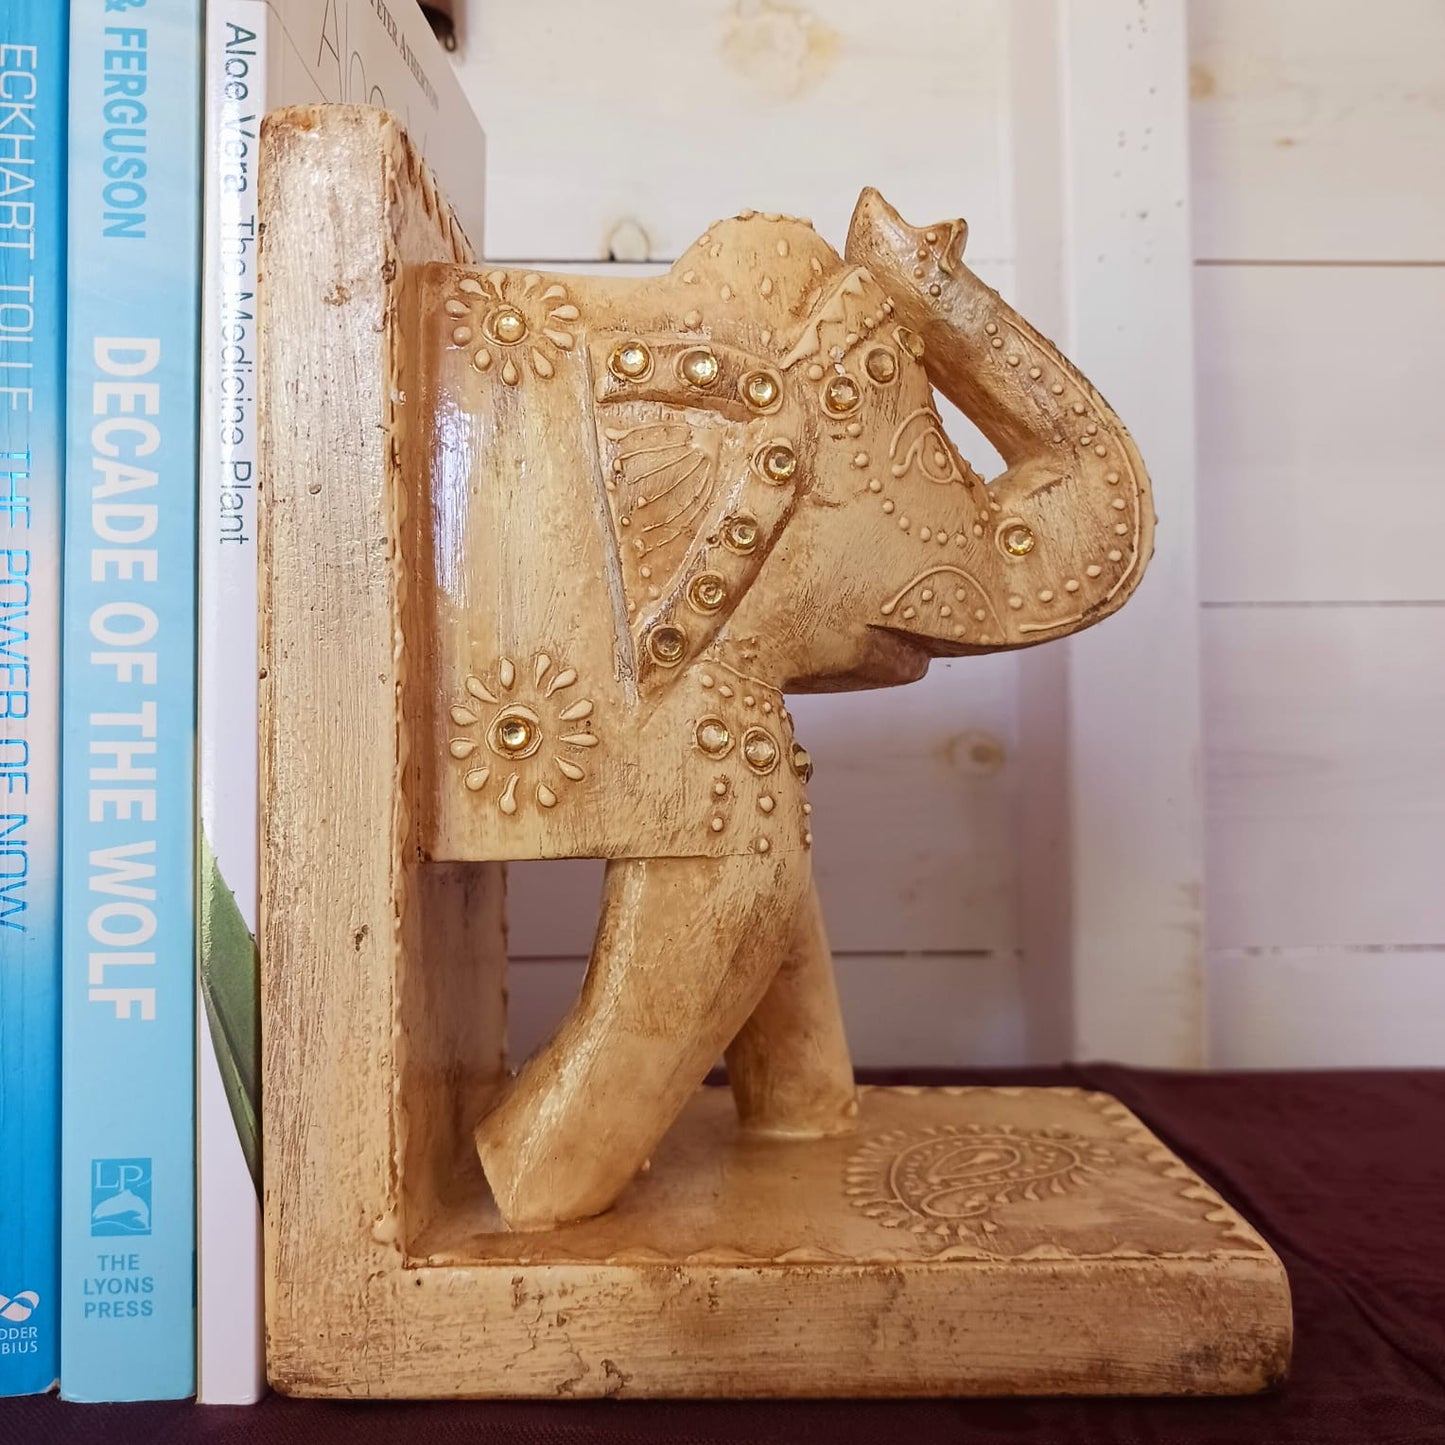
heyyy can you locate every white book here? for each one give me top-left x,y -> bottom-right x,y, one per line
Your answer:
197,0 -> 485,1403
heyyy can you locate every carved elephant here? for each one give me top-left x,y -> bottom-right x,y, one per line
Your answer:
404,189 -> 1155,1230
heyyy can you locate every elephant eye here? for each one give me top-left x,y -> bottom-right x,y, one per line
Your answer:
889,407 -> 966,487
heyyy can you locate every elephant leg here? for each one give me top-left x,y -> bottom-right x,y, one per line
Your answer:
725,879 -> 859,1138
475,849 -> 807,1230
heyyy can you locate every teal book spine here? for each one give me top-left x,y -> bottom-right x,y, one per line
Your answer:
60,0 -> 201,1402
0,0 -> 65,1400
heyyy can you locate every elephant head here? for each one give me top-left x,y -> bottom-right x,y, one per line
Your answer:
409,192 -> 1155,1228
727,188 -> 1155,691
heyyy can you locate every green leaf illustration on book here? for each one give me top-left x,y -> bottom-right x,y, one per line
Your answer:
200,832 -> 261,1195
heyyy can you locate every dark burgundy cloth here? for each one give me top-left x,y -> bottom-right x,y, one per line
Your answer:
6,1067 -> 1444,1445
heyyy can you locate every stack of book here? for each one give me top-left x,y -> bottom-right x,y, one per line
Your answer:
0,0 -> 484,1405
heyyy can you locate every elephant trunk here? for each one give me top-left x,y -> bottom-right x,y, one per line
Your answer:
845,189 -> 1155,643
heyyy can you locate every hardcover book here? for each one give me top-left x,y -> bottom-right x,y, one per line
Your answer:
60,0 -> 202,1402
0,0 -> 65,1400
196,0 -> 485,1403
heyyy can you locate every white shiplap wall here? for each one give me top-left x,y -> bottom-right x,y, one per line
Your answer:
1190,0 -> 1445,1064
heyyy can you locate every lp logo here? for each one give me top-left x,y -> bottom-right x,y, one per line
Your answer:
90,1158 -> 152,1237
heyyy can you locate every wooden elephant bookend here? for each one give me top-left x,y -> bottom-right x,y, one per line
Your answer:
258,106 -> 1291,1399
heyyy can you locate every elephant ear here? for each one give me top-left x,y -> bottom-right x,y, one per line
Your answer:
591,331 -> 808,690
595,402 -> 803,692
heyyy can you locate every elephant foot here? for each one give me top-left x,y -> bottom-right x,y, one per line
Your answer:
726,879 -> 859,1139
475,850 -> 809,1230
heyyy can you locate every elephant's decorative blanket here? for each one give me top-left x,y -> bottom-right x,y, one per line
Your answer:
407,203 -> 1150,864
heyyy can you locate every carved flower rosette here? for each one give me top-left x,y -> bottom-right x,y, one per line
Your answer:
445,270 -> 579,386
447,652 -> 599,817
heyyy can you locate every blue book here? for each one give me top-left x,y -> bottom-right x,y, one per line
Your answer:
60,0 -> 201,1402
0,0 -> 65,1400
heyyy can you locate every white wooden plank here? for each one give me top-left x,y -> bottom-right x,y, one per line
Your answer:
452,0 -> 1012,262
792,654 -> 1019,954
1209,949 -> 1445,1067
1189,0 -> 1445,262
1203,606 -> 1445,949
1005,0 -> 1072,1065
1196,266 -> 1445,605
507,953 -> 1028,1068
506,957 -> 585,1062
1007,0 -> 1205,1064
505,859 -> 605,960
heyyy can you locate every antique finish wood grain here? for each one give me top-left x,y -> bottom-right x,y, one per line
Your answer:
260,105 -> 1287,1397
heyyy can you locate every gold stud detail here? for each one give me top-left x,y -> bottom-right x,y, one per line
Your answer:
864,347 -> 898,384
722,513 -> 760,553
758,442 -> 797,483
687,572 -> 727,613
648,624 -> 687,665
489,306 -> 527,345
1001,522 -> 1035,557
487,706 -> 542,760
896,327 -> 925,360
695,717 -> 734,758
790,743 -> 813,782
497,718 -> 533,752
740,371 -> 780,411
822,374 -> 861,416
742,727 -> 780,774
609,340 -> 651,381
679,348 -> 720,387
